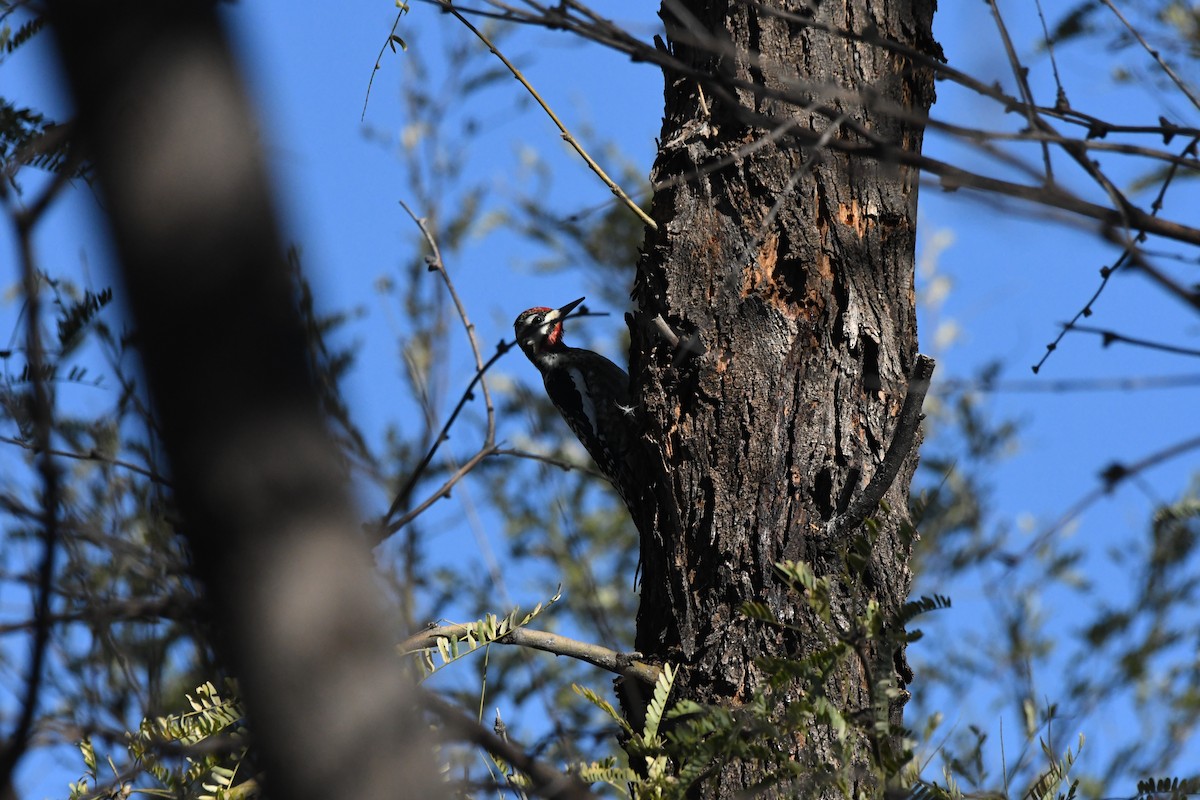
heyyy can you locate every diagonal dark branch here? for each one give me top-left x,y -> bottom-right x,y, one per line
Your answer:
399,200 -> 495,443
831,355 -> 936,537
387,443 -> 498,535
423,693 -> 597,800
378,338 -> 512,537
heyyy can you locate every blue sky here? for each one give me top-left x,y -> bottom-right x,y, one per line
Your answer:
4,1 -> 1200,796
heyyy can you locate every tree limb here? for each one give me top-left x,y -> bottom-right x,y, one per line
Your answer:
422,693 -> 597,800
831,355 -> 936,537
402,623 -> 661,684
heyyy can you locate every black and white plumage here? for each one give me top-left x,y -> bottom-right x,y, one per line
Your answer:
513,297 -> 643,507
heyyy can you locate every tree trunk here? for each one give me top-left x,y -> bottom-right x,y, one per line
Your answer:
630,1 -> 937,795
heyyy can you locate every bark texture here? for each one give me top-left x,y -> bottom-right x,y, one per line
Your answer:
629,0 -> 938,794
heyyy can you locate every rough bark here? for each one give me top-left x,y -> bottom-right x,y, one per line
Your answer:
629,0 -> 938,795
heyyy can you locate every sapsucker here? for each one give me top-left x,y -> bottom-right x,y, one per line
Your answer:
513,297 -> 644,510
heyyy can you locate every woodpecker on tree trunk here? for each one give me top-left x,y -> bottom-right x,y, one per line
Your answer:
513,297 -> 645,511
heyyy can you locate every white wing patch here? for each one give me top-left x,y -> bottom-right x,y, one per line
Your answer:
566,367 -> 599,437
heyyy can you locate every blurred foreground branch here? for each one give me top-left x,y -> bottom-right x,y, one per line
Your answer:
45,4 -> 438,798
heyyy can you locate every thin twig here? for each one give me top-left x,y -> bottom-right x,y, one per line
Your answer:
441,3 -> 656,230
386,199 -> 499,527
936,372 -> 1200,394
378,339 -> 512,537
386,445 -> 498,537
1031,250 -> 1127,375
1033,0 -> 1065,106
985,0 -> 1054,182
1067,325 -> 1200,359
0,435 -> 171,485
491,447 -> 606,480
1098,0 -> 1200,112
1035,104 -> 1200,140
362,7 -> 409,122
1032,134 -> 1199,373
925,119 -> 1200,172
399,199 -> 495,442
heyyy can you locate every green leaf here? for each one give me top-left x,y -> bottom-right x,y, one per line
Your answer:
642,662 -> 675,743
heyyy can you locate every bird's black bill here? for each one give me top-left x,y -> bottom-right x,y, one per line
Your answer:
556,297 -> 586,318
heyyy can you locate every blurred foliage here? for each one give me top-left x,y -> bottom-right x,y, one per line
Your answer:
1046,0 -> 1200,65
68,681 -> 254,800
0,11 -> 87,183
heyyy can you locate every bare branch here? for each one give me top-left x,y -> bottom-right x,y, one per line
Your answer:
399,199 -> 495,442
1098,0 -> 1200,111
0,434 -> 171,485
386,445 -> 498,535
491,447 -> 606,480
447,0 -> 1200,250
423,693 -> 597,800
831,355 -> 936,537
1067,325 -> 1200,359
363,7 -> 410,121
402,623 -> 661,684
985,0 -> 1054,182
937,372 -> 1200,394
441,2 -> 655,231
1032,132 -> 1200,373
379,337 -> 513,536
